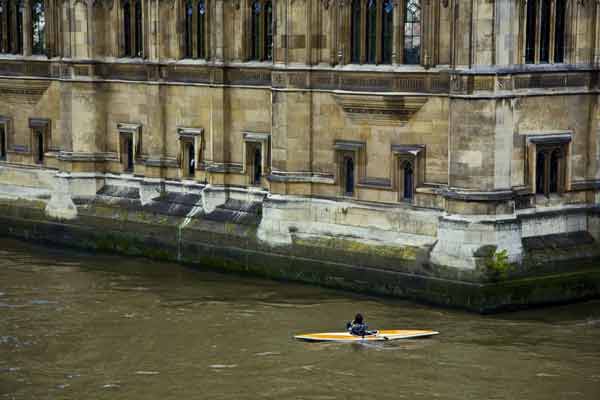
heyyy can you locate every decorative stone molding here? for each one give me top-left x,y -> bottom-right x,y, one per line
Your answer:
526,132 -> 573,145
334,94 -> 427,124
0,81 -> 50,104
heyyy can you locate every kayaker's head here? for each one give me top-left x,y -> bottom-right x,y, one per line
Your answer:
354,313 -> 363,324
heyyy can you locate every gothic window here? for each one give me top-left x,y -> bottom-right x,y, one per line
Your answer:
350,0 -> 361,63
366,0 -> 377,64
251,0 -> 260,60
134,0 -> 143,57
0,2 -> 4,53
248,0 -> 273,62
554,0 -> 566,63
392,144 -> 424,203
535,144 -> 567,197
122,0 -> 143,57
264,0 -> 273,61
184,1 -> 193,57
349,0 -> 397,65
539,0 -> 551,63
525,0 -> 536,63
182,0 -> 208,59
197,0 -> 206,59
381,0 -> 394,64
524,0 -> 567,64
122,0 -> 132,56
1,0 -> 24,55
404,0 -> 421,65
31,0 -> 45,55
15,0 -> 21,54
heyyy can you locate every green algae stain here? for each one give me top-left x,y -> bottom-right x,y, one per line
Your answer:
294,236 -> 419,261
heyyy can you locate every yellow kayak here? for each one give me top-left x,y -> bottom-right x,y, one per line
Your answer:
294,329 -> 439,342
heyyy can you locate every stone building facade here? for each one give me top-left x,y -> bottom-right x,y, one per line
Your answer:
1,0 -> 600,276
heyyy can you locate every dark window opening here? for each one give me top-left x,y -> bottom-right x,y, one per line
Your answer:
536,151 -> 545,195
134,0 -> 143,57
365,0 -> 377,64
0,125 -> 6,160
0,5 -> 4,53
35,131 -> 44,164
197,0 -> 206,59
187,143 -> 195,176
539,0 -> 551,63
184,0 -> 193,58
350,0 -> 361,63
31,0 -> 45,55
344,156 -> 355,195
381,0 -> 394,64
124,135 -> 134,172
554,0 -> 566,63
5,3 -> 13,54
404,0 -> 421,65
549,149 -> 560,194
250,0 -> 260,60
403,162 -> 414,200
15,0 -> 22,54
525,0 -> 536,63
123,0 -> 132,56
264,1 -> 273,61
253,146 -> 262,185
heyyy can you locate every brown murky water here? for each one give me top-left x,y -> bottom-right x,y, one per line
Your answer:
1,238 -> 599,399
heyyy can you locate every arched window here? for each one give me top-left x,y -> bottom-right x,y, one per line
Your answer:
345,157 -> 355,195
403,161 -> 414,200
264,0 -> 273,61
123,0 -> 132,56
31,0 -> 45,55
134,0 -> 143,57
350,0 -> 361,63
250,0 -> 261,60
381,0 -> 394,64
197,0 -> 206,59
554,0 -> 566,63
404,0 -> 421,65
536,151 -> 545,195
365,0 -> 377,64
184,0 -> 193,58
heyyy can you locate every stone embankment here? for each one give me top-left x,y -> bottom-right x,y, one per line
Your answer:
0,174 -> 599,312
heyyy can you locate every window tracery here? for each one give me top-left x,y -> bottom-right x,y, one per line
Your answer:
248,0 -> 273,62
0,0 -> 23,55
183,0 -> 208,59
524,0 -> 567,64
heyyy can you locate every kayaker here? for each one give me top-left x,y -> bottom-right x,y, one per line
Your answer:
346,313 -> 375,336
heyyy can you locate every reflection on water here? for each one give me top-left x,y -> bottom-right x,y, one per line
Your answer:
1,238 -> 599,399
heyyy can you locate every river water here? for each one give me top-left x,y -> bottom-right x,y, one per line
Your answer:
1,238 -> 599,399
